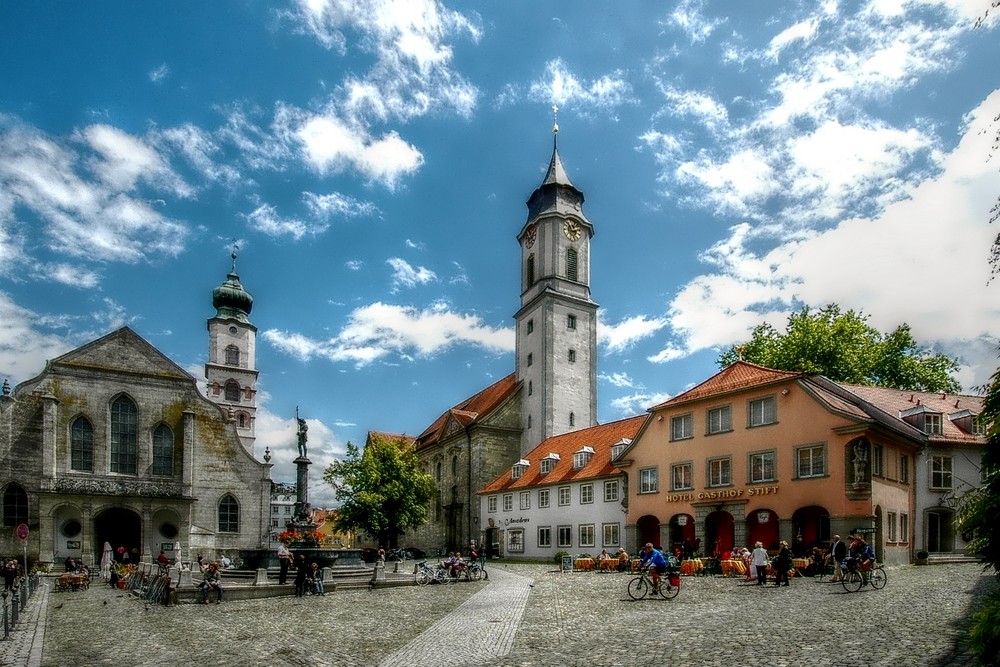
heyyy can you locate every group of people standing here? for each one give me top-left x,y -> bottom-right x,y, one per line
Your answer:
826,534 -> 875,582
276,543 -> 323,597
748,540 -> 793,586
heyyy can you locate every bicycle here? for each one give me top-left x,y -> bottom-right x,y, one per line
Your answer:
627,567 -> 681,600
840,558 -> 887,593
414,560 -> 453,585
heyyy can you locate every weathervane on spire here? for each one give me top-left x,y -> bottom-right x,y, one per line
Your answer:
230,241 -> 240,272
552,104 -> 559,136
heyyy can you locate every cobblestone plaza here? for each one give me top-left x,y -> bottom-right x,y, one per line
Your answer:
2,563 -> 994,667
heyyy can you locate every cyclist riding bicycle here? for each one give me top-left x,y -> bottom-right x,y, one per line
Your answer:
844,535 -> 875,572
638,543 -> 669,590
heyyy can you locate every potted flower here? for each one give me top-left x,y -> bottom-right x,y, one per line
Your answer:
915,550 -> 929,565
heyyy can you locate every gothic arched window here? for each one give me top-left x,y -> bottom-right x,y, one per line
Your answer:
2,483 -> 28,527
225,344 -> 240,366
152,424 -> 173,476
451,456 -> 458,477
110,395 -> 138,475
218,494 -> 239,532
224,380 -> 241,402
70,416 -> 94,472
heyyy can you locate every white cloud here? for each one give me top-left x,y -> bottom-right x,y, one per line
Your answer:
526,59 -> 634,114
387,257 -> 437,290
303,191 -> 379,221
666,0 -> 726,43
253,408 -> 345,508
0,118 -> 190,266
243,203 -> 309,239
599,314 -> 670,353
149,63 -> 170,83
651,91 -> 1000,388
0,292 -> 70,384
262,301 -> 513,366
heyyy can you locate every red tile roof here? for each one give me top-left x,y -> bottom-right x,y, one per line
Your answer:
415,373 -> 520,449
479,414 -> 647,493
652,361 -> 802,409
837,384 -> 984,444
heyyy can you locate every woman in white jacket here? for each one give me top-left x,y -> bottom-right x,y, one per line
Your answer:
751,541 -> 770,586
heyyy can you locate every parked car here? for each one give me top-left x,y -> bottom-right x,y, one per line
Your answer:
360,548 -> 379,563
403,547 -> 426,560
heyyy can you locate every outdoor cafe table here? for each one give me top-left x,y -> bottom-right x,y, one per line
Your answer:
574,558 -> 595,571
598,558 -> 618,572
680,559 -> 703,575
720,559 -> 747,576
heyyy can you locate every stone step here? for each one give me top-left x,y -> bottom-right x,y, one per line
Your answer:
926,554 -> 978,564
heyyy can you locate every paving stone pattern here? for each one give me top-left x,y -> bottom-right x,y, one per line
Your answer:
0,563 -> 994,667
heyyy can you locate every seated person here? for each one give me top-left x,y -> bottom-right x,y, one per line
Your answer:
616,548 -> 630,572
64,556 -> 76,572
450,552 -> 466,578
308,562 -> 324,596
199,562 -> 223,603
156,550 -> 170,570
219,554 -> 233,569
598,548 -> 610,561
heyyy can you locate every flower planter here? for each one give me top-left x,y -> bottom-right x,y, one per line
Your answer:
116,579 -> 127,589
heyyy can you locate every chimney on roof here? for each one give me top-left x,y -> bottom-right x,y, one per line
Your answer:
908,394 -> 914,402
916,399 -> 921,405
955,400 -> 960,408
941,393 -> 946,400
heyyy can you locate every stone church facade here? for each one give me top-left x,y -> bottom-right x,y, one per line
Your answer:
0,262 -> 272,569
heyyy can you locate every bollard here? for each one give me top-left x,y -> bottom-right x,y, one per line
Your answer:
2,590 -> 9,640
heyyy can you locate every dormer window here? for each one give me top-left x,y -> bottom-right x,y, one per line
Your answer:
949,409 -> 985,436
924,414 -> 942,435
573,446 -> 595,470
511,459 -> 530,479
540,453 -> 560,474
611,438 -> 631,462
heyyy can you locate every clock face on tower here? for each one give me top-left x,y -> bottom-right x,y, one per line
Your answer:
563,219 -> 582,241
524,224 -> 537,248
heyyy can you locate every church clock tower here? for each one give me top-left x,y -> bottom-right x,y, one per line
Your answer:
205,247 -> 259,452
515,117 -> 598,455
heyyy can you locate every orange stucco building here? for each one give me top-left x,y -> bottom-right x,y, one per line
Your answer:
616,362 -> 982,565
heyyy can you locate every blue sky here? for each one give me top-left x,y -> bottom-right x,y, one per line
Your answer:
2,1 -> 998,507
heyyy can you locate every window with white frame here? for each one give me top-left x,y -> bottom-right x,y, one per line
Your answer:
604,480 -> 619,502
558,486 -> 571,506
708,457 -> 732,487
611,442 -> 628,460
580,484 -> 594,504
796,444 -> 825,478
671,462 -> 693,491
900,513 -> 909,542
520,491 -> 530,510
707,405 -> 732,434
972,415 -> 986,436
925,414 -> 943,434
503,494 -> 513,511
557,525 -> 572,548
538,489 -> 550,508
748,396 -> 777,427
538,526 -> 552,548
930,456 -> 953,489
887,512 -> 897,541
573,450 -> 593,469
488,496 -> 497,513
511,464 -> 523,480
639,467 -> 658,494
507,528 -> 524,553
579,524 -> 595,547
749,451 -> 776,483
603,523 -> 620,546
541,457 -> 555,474
671,414 -> 693,441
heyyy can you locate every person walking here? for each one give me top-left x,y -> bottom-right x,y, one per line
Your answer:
773,540 -> 792,587
751,541 -> 769,586
828,535 -> 848,582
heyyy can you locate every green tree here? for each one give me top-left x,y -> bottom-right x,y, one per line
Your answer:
956,362 -> 1000,663
323,434 -> 435,548
718,304 -> 961,392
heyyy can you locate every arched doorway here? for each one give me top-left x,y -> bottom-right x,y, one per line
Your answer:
669,513 -> 695,555
746,509 -> 780,551
705,511 -> 734,556
94,507 -> 141,565
792,505 -> 830,555
636,515 -> 661,549
926,509 -> 955,553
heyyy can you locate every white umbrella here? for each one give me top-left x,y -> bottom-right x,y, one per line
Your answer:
173,541 -> 182,566
100,542 -> 112,581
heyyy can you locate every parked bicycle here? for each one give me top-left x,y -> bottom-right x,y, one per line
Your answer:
627,566 -> 681,600
414,560 -> 451,585
840,558 -> 887,593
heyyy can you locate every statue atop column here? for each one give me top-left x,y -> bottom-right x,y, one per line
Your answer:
296,413 -> 308,460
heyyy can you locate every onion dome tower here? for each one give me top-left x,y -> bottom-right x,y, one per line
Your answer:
205,246 -> 259,452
